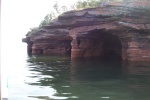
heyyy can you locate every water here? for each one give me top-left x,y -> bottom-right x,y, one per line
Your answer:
6,53 -> 150,100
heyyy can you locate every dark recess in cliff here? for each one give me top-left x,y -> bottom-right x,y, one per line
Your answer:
22,1 -> 150,61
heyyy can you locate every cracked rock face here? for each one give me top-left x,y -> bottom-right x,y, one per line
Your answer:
23,1 -> 150,61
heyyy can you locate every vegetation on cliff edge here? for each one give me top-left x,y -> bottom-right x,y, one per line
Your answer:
38,0 -> 123,27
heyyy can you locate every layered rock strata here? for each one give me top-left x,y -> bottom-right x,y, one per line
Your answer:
23,1 -> 150,61
22,29 -> 72,55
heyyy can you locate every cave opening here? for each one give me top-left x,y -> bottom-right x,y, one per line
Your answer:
100,32 -> 122,61
79,29 -> 122,61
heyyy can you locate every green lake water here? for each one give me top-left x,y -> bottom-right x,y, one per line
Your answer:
7,55 -> 150,100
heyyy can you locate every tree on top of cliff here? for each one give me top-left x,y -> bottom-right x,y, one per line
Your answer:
39,12 -> 55,27
39,1 -> 64,27
71,0 -> 123,10
38,0 -> 123,27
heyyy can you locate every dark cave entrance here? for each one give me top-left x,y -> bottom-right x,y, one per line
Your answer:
100,33 -> 122,61
78,29 -> 122,61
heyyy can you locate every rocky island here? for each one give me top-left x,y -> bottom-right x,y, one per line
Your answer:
22,0 -> 150,61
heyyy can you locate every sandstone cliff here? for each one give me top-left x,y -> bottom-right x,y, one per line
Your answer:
22,1 -> 150,61
22,28 -> 72,55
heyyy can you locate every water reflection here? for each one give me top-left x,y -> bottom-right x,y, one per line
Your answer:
123,62 -> 150,100
26,56 -> 150,100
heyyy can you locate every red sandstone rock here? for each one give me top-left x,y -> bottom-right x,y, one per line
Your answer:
23,28 -> 72,56
22,1 -> 150,61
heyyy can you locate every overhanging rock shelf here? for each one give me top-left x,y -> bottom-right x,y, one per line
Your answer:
22,1 -> 150,61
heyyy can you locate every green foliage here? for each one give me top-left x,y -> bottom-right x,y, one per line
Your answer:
38,0 -> 123,27
39,1 -> 70,27
72,0 -> 124,10
39,12 -> 56,27
75,0 -> 100,10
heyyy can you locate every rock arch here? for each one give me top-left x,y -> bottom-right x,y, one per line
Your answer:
70,28 -> 123,61
22,2 -> 150,61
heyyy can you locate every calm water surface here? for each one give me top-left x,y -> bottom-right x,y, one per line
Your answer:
7,55 -> 150,100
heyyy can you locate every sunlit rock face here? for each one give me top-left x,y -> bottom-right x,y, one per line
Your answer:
22,0 -> 150,61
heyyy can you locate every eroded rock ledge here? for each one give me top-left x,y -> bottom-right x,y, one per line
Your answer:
22,1 -> 150,61
22,29 -> 72,55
